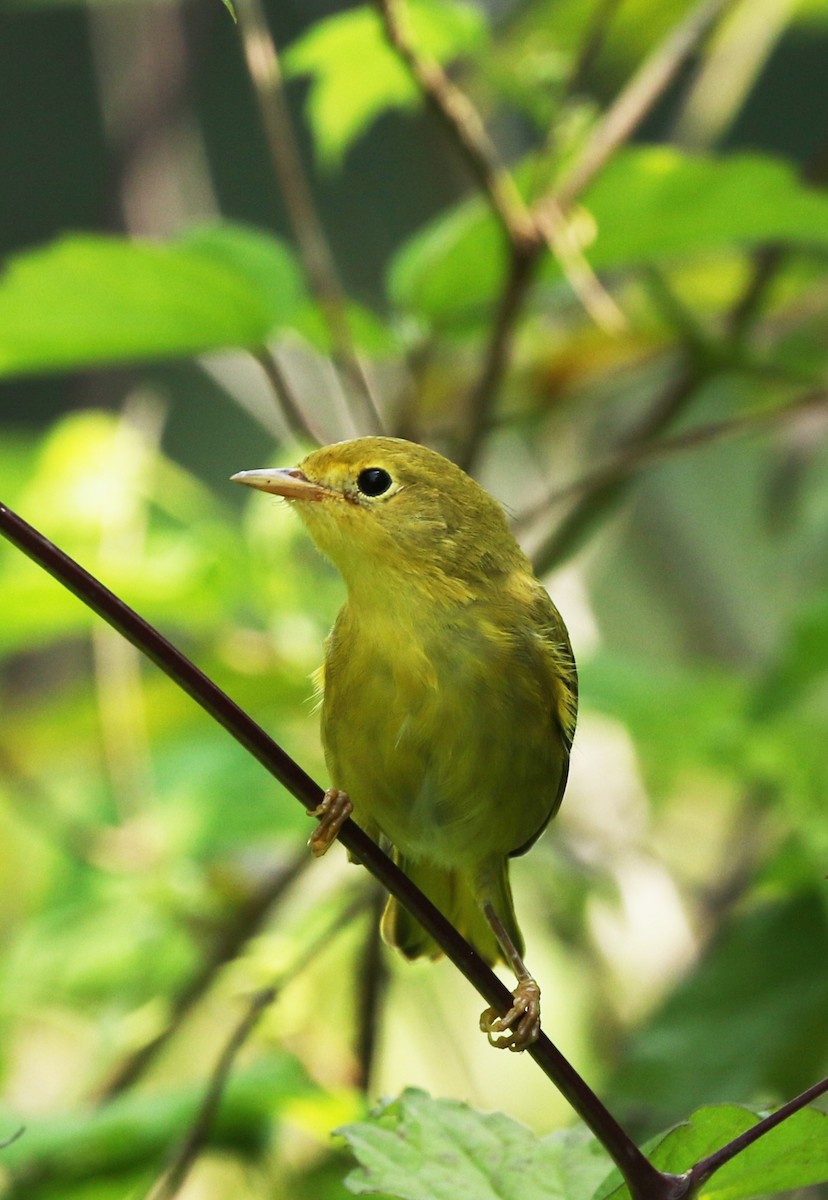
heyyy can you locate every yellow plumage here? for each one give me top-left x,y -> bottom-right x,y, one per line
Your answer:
232,436 -> 577,1049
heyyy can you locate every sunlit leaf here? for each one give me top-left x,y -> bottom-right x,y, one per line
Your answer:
338,1088 -> 611,1200
284,0 -> 487,168
0,223 -> 303,377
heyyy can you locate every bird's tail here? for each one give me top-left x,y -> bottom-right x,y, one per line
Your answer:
380,855 -> 523,968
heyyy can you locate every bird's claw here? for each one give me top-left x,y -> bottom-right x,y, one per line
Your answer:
479,978 -> 541,1052
307,787 -> 353,856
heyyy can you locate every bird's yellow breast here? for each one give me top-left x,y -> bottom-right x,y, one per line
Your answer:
319,578 -> 574,869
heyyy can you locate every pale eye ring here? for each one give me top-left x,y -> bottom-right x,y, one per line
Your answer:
357,467 -> 393,497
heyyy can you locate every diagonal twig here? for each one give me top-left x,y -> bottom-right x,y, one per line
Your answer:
93,849 -> 311,1102
373,0 -> 624,339
375,0 -> 534,249
689,1075 -> 828,1192
3,506 -> 828,1196
252,347 -> 326,445
529,227 -> 800,573
520,388 -> 828,536
147,986 -> 277,1200
147,889 -> 371,1200
381,0 -> 735,469
553,0 -> 740,209
235,0 -> 384,433
0,499 -> 680,1200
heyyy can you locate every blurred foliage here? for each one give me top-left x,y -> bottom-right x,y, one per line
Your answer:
1,0 -> 828,1197
338,1088 -> 828,1200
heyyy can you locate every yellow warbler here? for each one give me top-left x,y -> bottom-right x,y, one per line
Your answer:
232,437 -> 577,1050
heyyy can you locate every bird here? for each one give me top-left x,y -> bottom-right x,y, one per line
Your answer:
232,436 -> 577,1050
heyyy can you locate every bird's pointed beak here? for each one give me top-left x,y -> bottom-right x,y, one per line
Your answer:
230,467 -> 330,501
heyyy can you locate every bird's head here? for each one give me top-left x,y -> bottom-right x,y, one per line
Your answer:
232,437 -> 525,604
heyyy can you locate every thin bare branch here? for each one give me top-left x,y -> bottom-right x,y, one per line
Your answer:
373,0 -> 624,341
147,986 -> 276,1200
689,1075 -> 828,1191
252,347 -> 326,445
94,850 -> 310,1102
523,389 -> 828,536
235,0 -> 384,433
554,0 -> 739,209
147,890 -> 370,1200
529,224 -> 795,573
532,352 -> 704,571
374,0 -> 534,248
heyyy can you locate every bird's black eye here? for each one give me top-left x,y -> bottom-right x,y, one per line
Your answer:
357,467 -> 393,497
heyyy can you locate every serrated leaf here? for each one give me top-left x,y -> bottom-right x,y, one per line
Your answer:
0,222 -> 303,377
389,148 -> 828,325
600,1103 -> 828,1200
338,1088 -> 610,1200
284,0 -> 487,168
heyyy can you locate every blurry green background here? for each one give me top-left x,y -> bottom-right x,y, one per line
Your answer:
1,0 -> 828,1197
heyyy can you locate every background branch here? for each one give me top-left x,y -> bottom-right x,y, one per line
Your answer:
252,347 -> 326,445
530,231 -> 798,573
377,0 -> 736,470
93,849 -> 311,1102
553,0 -> 740,208
235,0 -> 383,433
147,889 -> 370,1200
520,388 -> 828,540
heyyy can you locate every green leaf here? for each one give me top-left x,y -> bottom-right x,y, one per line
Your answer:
389,148 -> 828,325
338,1088 -> 611,1200
601,1104 -> 828,1200
0,222 -> 303,377
0,1058 -> 314,1182
284,0 -> 487,168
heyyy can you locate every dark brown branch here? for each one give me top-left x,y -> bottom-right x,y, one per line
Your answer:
0,500 -> 680,1200
374,0 -> 535,250
235,0 -> 384,433
689,1075 -> 828,1192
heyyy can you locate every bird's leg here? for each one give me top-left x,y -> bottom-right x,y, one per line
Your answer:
478,901 -> 541,1052
307,787 -> 353,856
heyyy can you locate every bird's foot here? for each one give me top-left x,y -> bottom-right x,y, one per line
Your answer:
479,977 -> 541,1052
307,787 -> 353,857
